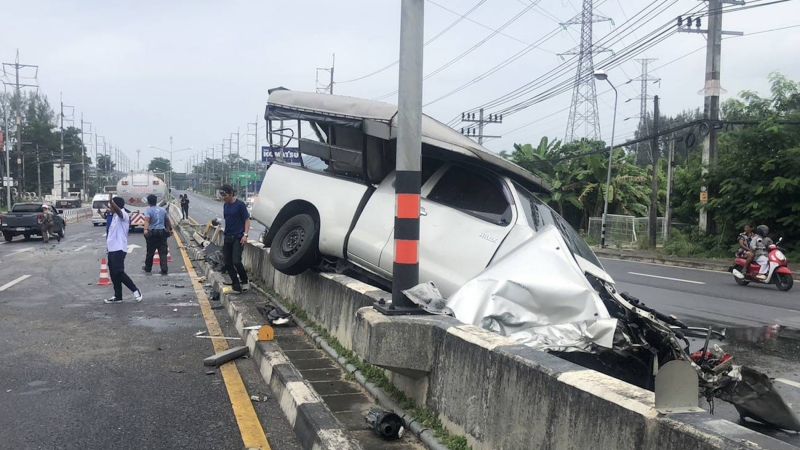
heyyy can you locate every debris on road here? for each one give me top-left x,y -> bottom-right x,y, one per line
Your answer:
365,409 -> 404,440
250,394 -> 269,402
203,345 -> 249,367
195,330 -> 208,336
402,281 -> 452,315
195,335 -> 242,341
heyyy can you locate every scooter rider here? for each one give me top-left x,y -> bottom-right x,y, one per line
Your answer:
752,225 -> 773,281
732,224 -> 755,279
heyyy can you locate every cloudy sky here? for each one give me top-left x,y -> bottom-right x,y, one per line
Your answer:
2,0 -> 798,170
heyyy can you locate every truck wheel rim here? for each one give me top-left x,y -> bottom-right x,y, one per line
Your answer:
281,227 -> 305,256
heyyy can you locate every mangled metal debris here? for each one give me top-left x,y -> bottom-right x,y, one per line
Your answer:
446,224 -> 800,431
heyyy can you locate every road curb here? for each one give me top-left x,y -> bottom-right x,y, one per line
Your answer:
181,229 -> 361,450
595,249 -> 800,281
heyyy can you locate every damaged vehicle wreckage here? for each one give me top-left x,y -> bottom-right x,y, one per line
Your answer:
250,89 -> 800,432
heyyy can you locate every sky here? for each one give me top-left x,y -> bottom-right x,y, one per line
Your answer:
2,0 -> 798,171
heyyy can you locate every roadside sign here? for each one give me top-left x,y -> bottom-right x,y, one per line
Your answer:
262,146 -> 301,165
231,171 -> 260,184
699,191 -> 708,204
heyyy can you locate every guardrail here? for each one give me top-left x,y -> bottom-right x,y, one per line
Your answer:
62,207 -> 92,224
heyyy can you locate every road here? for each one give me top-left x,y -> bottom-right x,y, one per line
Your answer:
0,219 -> 300,449
600,257 -> 800,328
179,191 -> 265,238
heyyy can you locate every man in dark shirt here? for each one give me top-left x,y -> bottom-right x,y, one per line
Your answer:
220,184 -> 250,293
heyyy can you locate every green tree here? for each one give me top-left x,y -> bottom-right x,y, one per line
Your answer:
148,157 -> 171,173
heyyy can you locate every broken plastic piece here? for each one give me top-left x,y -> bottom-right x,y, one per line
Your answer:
203,345 -> 248,367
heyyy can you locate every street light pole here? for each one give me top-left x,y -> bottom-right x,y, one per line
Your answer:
594,69 -> 618,249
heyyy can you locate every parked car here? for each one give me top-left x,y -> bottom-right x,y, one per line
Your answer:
0,202 -> 65,242
55,198 -> 82,209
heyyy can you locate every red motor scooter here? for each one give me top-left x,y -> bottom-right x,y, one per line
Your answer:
731,237 -> 793,291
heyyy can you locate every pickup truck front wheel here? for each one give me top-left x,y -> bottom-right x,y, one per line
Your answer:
270,214 -> 319,275
3,232 -> 12,242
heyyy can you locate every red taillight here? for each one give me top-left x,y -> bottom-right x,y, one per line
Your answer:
37,214 -> 44,224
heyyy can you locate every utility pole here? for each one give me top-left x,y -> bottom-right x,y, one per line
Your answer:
247,119 -> 258,169
80,114 -> 90,199
136,149 -> 140,171
60,94 -> 65,198
677,2 -> 743,233
378,0 -> 424,314
665,136 -> 676,240
2,51 -> 39,198
648,95 -> 660,248
561,0 -> 611,142
36,144 -> 41,199
460,109 -> 502,145
315,54 -> 335,94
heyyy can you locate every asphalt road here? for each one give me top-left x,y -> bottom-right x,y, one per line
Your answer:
600,257 -> 800,328
179,191 -> 265,238
0,219 -> 300,449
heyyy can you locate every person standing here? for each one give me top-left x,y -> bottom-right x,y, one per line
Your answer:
181,194 -> 190,220
104,195 -> 142,304
220,184 -> 250,293
40,204 -> 59,243
142,194 -> 171,275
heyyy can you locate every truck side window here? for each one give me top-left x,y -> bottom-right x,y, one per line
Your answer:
427,165 -> 511,225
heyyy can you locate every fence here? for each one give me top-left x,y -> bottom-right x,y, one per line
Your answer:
587,214 -> 666,247
62,207 -> 92,224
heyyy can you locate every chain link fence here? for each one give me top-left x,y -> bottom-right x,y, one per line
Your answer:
587,214 -> 667,247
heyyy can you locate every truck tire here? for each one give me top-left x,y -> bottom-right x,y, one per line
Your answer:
3,232 -> 12,242
23,233 -> 31,241
269,213 -> 319,275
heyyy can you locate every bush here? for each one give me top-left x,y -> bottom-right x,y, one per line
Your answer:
663,229 -> 735,259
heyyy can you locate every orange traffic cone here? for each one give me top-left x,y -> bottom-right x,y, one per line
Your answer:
98,258 -> 111,286
167,250 -> 173,263
153,251 -> 161,266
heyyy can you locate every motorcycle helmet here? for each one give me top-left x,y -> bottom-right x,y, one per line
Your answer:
756,224 -> 769,237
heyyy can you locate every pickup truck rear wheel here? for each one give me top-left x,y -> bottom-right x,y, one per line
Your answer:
270,213 -> 319,275
3,232 -> 12,242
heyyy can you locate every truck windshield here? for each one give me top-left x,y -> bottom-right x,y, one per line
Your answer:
12,204 -> 44,213
513,182 -> 604,270
93,201 -> 108,209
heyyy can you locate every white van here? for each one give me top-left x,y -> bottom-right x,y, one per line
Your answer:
91,193 -> 109,227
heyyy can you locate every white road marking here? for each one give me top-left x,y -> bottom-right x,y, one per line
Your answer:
10,247 -> 34,256
74,245 -> 87,252
127,244 -> 141,253
599,257 -> 728,275
627,272 -> 706,285
0,274 -> 31,292
775,378 -> 800,389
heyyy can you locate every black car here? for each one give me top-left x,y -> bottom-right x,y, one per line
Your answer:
0,203 -> 66,242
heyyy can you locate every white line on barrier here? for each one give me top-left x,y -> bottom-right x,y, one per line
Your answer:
627,272 -> 706,285
0,274 -> 31,291
74,245 -> 87,252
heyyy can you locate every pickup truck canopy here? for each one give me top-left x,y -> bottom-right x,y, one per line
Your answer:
265,90 -> 550,193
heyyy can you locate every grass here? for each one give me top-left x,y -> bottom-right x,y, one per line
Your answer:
267,289 -> 471,450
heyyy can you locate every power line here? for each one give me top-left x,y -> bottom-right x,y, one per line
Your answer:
336,0 -> 489,84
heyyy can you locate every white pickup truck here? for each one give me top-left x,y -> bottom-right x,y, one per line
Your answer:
251,90 -> 610,298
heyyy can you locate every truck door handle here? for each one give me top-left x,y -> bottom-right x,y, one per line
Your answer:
420,207 -> 427,216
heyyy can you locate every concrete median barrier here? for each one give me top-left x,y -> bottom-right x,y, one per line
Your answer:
197,224 -> 794,450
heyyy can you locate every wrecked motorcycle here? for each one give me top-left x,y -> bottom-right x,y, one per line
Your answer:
446,225 -> 800,431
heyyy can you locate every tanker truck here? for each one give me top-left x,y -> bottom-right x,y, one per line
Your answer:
115,172 -> 169,230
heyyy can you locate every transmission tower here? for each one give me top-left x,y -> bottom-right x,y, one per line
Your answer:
561,0 -> 611,143
628,58 -> 660,164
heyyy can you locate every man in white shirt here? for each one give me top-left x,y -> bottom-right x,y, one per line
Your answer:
104,195 -> 143,304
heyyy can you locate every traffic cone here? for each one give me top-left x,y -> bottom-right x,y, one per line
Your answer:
153,251 -> 161,266
167,250 -> 173,263
98,258 -> 111,286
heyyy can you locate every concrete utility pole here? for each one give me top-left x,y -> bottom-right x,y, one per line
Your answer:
677,1 -> 743,233
2,51 -> 39,198
80,113 -> 89,199
665,136 -> 676,240
460,109 -> 502,145
315,54 -> 335,94
648,95 -> 660,249
136,149 -> 141,171
36,144 -> 41,199
379,0 -> 424,314
60,94 -> 65,198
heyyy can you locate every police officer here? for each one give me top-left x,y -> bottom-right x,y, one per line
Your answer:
142,194 -> 172,275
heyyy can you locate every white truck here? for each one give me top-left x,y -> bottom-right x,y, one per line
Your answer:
115,172 -> 169,230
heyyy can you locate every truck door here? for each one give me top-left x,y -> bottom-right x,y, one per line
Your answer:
379,163 -> 516,297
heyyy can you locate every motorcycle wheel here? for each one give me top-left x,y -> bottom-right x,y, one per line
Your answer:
775,274 -> 793,292
733,266 -> 750,286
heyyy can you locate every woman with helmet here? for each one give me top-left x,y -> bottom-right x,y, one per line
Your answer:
751,225 -> 773,281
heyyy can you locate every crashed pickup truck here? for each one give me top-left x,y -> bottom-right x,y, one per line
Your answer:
252,90 -> 799,431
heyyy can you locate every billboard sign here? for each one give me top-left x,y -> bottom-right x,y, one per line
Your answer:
262,146 -> 302,165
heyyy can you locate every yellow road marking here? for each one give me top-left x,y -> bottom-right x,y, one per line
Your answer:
173,232 -> 271,450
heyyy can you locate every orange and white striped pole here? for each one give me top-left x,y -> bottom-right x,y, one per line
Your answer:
384,0 -> 424,314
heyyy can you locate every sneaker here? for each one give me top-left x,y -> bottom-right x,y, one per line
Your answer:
160,270 -> 168,276
104,297 -> 123,304
230,287 -> 243,295
133,290 -> 143,302
241,282 -> 250,292
732,269 -> 744,279
142,266 -> 151,273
